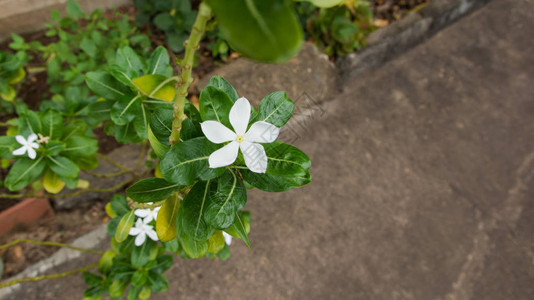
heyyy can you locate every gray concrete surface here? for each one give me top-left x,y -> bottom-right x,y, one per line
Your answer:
4,0 -> 534,299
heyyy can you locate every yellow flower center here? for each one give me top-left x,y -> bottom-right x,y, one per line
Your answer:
236,136 -> 244,143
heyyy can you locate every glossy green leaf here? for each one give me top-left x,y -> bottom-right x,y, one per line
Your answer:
199,86 -> 235,128
85,100 -> 113,121
181,180 -> 215,241
85,71 -> 129,101
83,272 -> 102,287
62,120 -> 88,140
259,91 -> 294,127
40,109 -> 63,139
43,141 -> 65,156
133,103 -> 149,140
62,136 -> 98,157
148,46 -> 173,76
116,46 -> 145,75
176,209 -> 209,258
111,194 -> 130,216
147,271 -> 169,293
126,177 -> 183,203
115,210 -> 136,243
132,74 -> 176,102
5,157 -> 46,191
149,108 -> 173,146
160,137 -> 225,185
204,169 -> 247,229
147,125 -> 169,159
110,94 -> 142,125
206,76 -> 239,101
17,110 -> 41,137
225,211 -> 251,249
108,64 -> 137,89
156,194 -> 180,242
131,239 -> 157,268
47,155 -> 79,178
132,270 -> 148,287
206,0 -> 303,63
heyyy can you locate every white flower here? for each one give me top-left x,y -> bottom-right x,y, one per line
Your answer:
201,97 -> 280,173
129,218 -> 159,246
12,133 -> 39,160
134,203 -> 160,223
222,231 -> 233,246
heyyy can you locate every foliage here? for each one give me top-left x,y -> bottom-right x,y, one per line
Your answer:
134,0 -> 197,52
9,0 -> 151,111
0,51 -> 27,102
294,0 -> 376,57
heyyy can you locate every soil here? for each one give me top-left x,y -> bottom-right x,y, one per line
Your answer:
0,0 -> 430,280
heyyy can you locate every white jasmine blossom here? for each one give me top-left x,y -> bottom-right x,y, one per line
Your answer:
222,231 -> 233,245
134,203 -> 160,223
12,133 -> 39,159
129,218 -> 159,246
201,97 -> 279,173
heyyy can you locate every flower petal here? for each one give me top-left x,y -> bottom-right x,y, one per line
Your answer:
208,141 -> 239,168
27,147 -> 36,160
30,143 -> 39,149
15,135 -> 26,145
12,146 -> 27,156
240,141 -> 268,173
146,228 -> 159,241
27,133 -> 38,143
244,121 -> 280,143
129,227 -> 141,236
223,231 -> 233,245
135,232 -> 146,246
134,209 -> 150,218
229,97 -> 251,136
201,121 -> 236,144
142,215 -> 154,224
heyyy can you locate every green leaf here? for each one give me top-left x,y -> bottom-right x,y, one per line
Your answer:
242,169 -> 311,192
40,109 -> 63,140
98,250 -> 116,274
115,210 -> 136,243
133,102 -> 149,140
43,141 -> 65,156
160,137 -> 225,185
47,155 -> 80,178
147,125 -> 169,159
147,46 -> 172,76
181,180 -> 215,241
225,211 -> 251,249
74,155 -> 98,170
149,108 -> 173,146
154,13 -> 174,31
62,136 -> 98,157
106,122 -> 143,144
126,177 -> 183,203
206,0 -> 303,63
259,91 -> 294,127
66,0 -> 84,20
116,46 -> 145,75
147,271 -> 169,293
85,100 -> 113,121
156,194 -> 180,242
131,270 -> 148,287
108,64 -> 138,89
83,272 -> 102,287
110,94 -> 142,125
204,169 -> 247,229
176,209 -> 209,258
85,71 -> 129,101
132,75 -> 176,102
62,119 -> 88,141
80,38 -> 97,57
199,86 -> 235,127
128,285 -> 142,300
111,194 -> 130,216
206,76 -> 239,101
0,136 -> 16,159
299,0 -> 343,7
131,239 -> 157,268
207,230 -> 225,254
5,157 -> 46,191
18,110 -> 41,137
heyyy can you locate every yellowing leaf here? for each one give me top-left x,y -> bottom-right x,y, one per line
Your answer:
43,168 -> 65,194
8,67 -> 26,84
155,163 -> 163,178
132,74 -> 176,102
76,179 -> 90,189
156,194 -> 180,242
0,86 -> 15,102
115,210 -> 135,243
207,230 -> 225,254
105,202 -> 118,218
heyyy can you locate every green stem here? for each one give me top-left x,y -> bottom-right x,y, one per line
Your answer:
0,239 -> 104,255
0,262 -> 98,289
169,2 -> 212,145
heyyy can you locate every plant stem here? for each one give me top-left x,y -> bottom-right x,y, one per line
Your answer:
0,239 -> 104,255
0,262 -> 98,289
169,2 -> 212,145
82,169 -> 129,178
95,153 -> 135,174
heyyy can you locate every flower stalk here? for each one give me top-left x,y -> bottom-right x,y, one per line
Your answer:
169,2 -> 212,145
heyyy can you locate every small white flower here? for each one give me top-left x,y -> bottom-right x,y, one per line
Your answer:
134,203 -> 160,223
222,231 -> 233,246
201,97 -> 279,173
129,218 -> 159,246
12,133 -> 39,160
